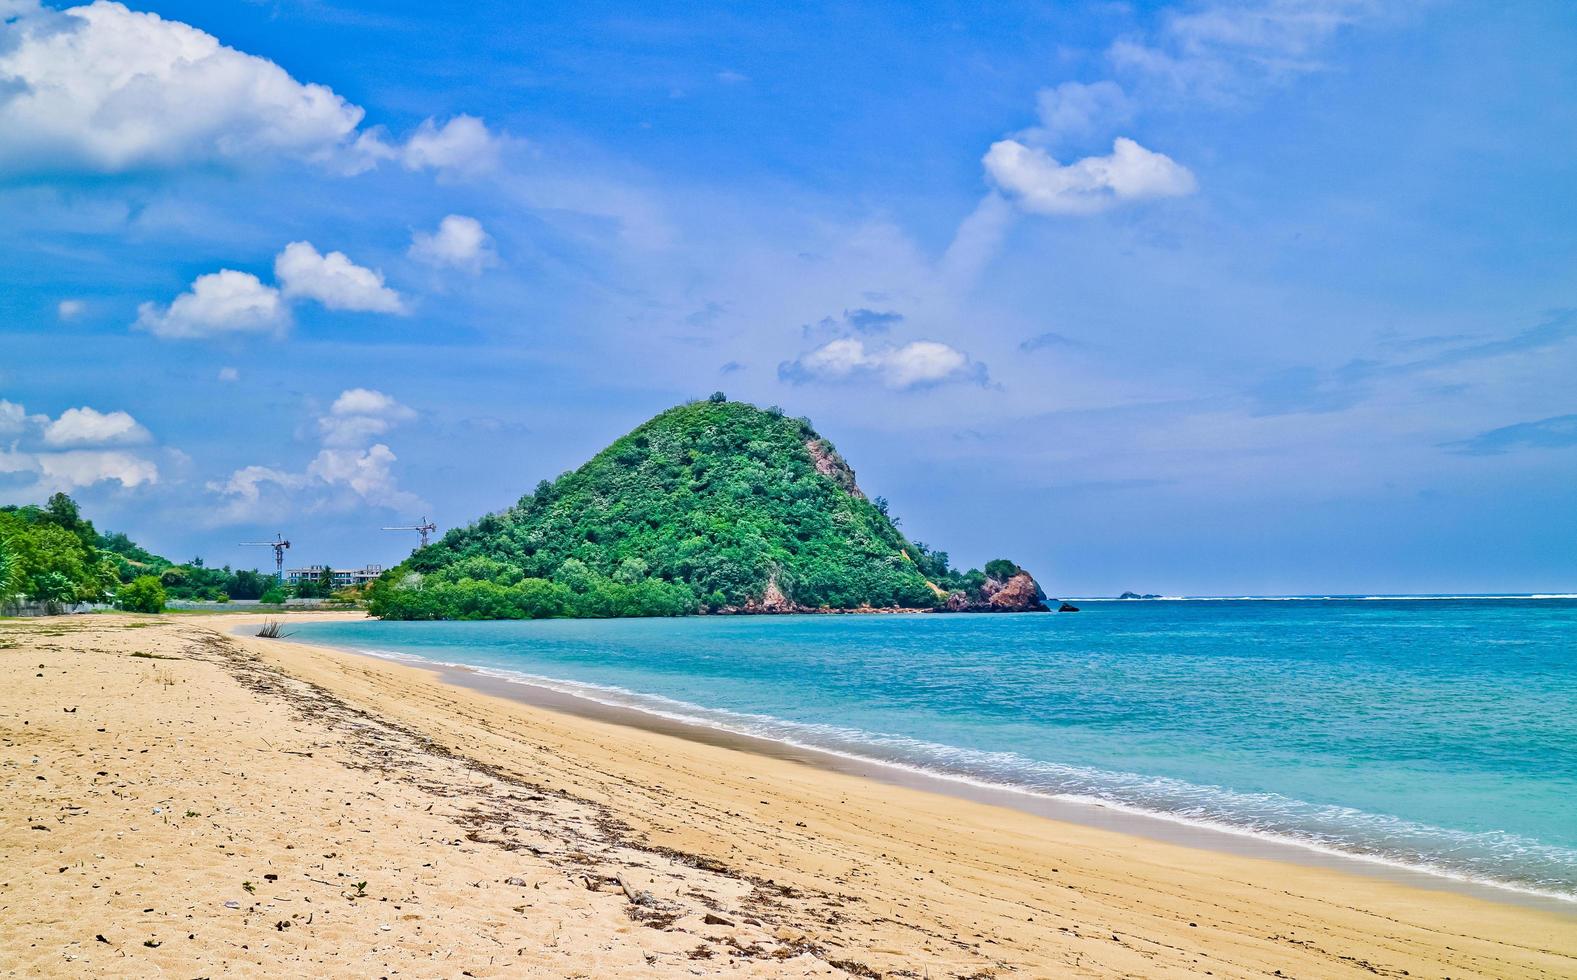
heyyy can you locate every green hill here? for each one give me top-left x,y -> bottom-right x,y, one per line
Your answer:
1,493 -> 277,614
368,396 -> 1047,620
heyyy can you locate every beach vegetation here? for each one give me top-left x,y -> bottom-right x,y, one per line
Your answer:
1,493 -> 276,609
115,576 -> 167,614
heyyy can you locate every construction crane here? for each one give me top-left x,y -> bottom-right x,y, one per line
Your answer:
383,516 -> 437,550
241,533 -> 291,584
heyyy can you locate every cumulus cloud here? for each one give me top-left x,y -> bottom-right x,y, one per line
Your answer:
984,137 -> 1196,216
329,388 -> 414,419
207,444 -> 421,519
400,115 -> 501,176
0,0 -> 371,176
42,406 -> 150,447
305,444 -> 421,509
206,386 -> 423,520
134,270 -> 288,340
274,241 -> 405,313
0,399 -> 29,435
205,464 -> 307,505
0,395 -> 162,499
57,299 -> 85,320
0,3 -> 505,179
217,366 -> 239,382
408,215 -> 495,272
318,387 -> 416,446
34,450 -> 158,491
135,242 -> 404,340
780,338 -> 987,390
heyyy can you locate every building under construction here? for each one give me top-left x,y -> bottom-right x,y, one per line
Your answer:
284,564 -> 385,589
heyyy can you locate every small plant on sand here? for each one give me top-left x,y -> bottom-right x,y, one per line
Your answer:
242,881 -> 256,894
256,619 -> 293,639
351,881 -> 368,898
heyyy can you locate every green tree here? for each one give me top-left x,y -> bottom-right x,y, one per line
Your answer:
115,575 -> 166,614
31,571 -> 79,614
984,559 -> 1021,580
0,534 -> 22,612
367,400 -> 1033,621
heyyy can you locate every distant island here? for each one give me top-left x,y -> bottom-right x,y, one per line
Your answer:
367,396 -> 1050,620
1118,591 -> 1162,600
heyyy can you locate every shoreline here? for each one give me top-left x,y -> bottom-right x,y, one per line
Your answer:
271,622 -> 1577,917
10,611 -> 1575,978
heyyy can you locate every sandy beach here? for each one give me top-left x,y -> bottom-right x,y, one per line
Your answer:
3,612 -> 1573,978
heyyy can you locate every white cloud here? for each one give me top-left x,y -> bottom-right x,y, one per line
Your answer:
34,449 -> 158,491
318,388 -> 415,447
1110,0 -> 1389,101
0,399 -> 28,435
780,338 -> 986,390
274,241 -> 405,314
306,444 -> 421,509
57,299 -> 86,320
205,464 -> 306,504
409,215 -> 495,272
0,0 -> 372,176
329,387 -> 415,419
217,366 -> 239,382
984,137 -> 1197,216
207,443 -> 422,520
401,115 -> 501,176
134,269 -> 288,340
0,395 -> 163,501
1030,81 -> 1134,143
42,406 -> 150,447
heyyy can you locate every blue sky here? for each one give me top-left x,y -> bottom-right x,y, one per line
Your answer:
3,0 -> 1575,595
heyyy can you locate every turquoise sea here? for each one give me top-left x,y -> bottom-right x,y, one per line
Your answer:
287,598 -> 1577,902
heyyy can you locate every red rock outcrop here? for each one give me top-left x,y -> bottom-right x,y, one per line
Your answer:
986,572 -> 1047,611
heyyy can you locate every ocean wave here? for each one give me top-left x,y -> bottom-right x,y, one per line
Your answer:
349,642 -> 1577,904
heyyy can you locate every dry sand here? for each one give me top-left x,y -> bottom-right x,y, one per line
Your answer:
2,612 -> 1573,978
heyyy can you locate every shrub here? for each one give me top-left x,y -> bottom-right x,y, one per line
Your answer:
259,587 -> 287,605
116,575 -> 166,614
984,558 -> 1021,580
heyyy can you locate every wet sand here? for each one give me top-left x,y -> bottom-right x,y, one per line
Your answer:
359,640 -> 1577,916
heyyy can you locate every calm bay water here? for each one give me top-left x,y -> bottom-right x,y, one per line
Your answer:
287,598 -> 1577,900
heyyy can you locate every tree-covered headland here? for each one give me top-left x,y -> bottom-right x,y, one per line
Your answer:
367,397 -> 1047,620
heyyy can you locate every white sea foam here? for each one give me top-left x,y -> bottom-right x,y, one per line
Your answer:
342,641 -> 1577,905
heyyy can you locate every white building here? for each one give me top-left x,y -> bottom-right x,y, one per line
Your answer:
285,564 -> 384,589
